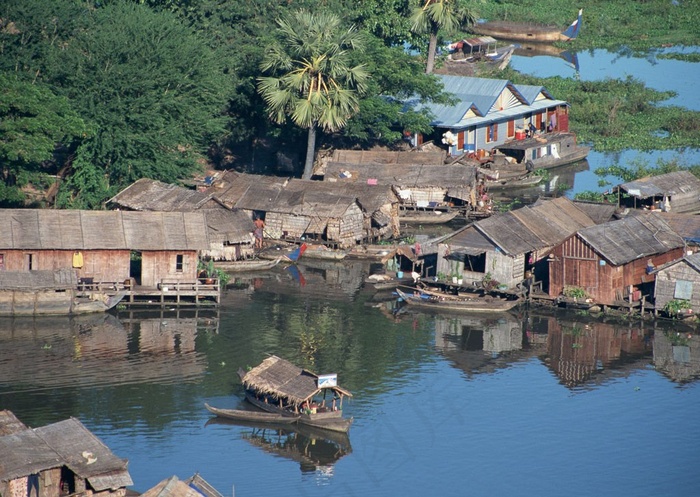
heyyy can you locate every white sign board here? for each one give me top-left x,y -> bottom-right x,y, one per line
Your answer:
317,374 -> 337,388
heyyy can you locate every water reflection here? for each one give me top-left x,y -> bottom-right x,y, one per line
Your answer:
430,307 -> 700,389
204,417 -> 352,481
0,310 -> 218,393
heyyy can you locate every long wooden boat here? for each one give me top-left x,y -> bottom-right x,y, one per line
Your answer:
301,244 -> 349,261
470,9 -> 582,43
396,288 -> 520,313
204,403 -> 299,424
214,257 -> 283,272
238,355 -> 354,433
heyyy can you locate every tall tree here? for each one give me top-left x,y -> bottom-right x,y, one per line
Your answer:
410,0 -> 476,74
257,10 -> 369,179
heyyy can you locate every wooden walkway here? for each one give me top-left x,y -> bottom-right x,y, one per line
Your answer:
79,279 -> 220,308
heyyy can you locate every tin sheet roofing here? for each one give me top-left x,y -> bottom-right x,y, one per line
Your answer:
615,171 -> 700,198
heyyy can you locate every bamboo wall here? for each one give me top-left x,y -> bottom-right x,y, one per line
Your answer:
654,260 -> 700,312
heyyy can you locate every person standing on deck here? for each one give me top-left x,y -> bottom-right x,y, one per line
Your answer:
253,217 -> 265,249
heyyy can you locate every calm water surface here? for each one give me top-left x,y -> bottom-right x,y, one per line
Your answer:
510,47 -> 700,198
1,262 -> 699,497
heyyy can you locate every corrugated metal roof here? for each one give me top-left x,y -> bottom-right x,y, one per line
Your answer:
0,210 -> 209,251
406,75 -> 566,129
577,214 -> 685,266
654,212 -> 700,244
615,171 -> 700,198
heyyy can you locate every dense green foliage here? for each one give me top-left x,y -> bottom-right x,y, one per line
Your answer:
0,0 -> 698,207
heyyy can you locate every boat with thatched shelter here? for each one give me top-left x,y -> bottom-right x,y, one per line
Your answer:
238,355 -> 353,433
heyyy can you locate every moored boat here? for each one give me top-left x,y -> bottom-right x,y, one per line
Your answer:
399,209 -> 460,225
396,288 -> 520,313
214,257 -> 283,272
470,9 -> 583,43
490,132 -> 590,171
204,402 -> 299,424
238,355 -> 353,433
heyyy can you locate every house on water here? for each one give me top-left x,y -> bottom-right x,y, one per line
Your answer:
612,170 -> 700,214
0,410 -> 132,497
108,178 -> 255,261
653,252 -> 700,316
0,209 -> 218,307
403,75 -> 574,157
436,197 -> 602,291
548,212 -> 686,306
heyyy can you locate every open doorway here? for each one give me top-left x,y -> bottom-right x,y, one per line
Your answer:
130,251 -> 142,285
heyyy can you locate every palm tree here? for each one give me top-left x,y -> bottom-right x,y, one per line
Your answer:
257,10 -> 369,179
410,0 -> 476,74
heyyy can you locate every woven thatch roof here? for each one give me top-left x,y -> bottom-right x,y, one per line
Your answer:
286,179 -> 397,214
0,416 -> 132,489
208,172 -> 289,211
324,162 -> 477,189
240,355 -> 352,406
0,210 -> 209,251
108,178 -> 216,211
331,149 -> 446,165
578,213 -> 685,266
109,179 -> 252,244
614,171 -> 700,198
0,268 -> 77,290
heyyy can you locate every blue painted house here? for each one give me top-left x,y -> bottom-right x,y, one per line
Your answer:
406,75 -> 572,156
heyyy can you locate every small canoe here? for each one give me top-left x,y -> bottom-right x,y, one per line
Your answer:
396,288 -> 520,313
204,403 -> 299,424
400,210 -> 459,224
214,257 -> 283,272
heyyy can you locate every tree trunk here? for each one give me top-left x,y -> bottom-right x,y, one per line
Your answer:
426,30 -> 438,74
303,124 -> 317,179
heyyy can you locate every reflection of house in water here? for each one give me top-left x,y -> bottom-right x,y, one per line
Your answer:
249,260 -> 369,301
653,331 -> 700,384
206,418 -> 351,480
0,311 -> 215,387
433,313 -> 535,376
542,316 -> 652,388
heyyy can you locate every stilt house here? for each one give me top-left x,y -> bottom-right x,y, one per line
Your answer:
548,213 -> 686,305
0,411 -> 132,497
653,252 -> 700,315
404,75 -> 572,156
437,197 -> 598,290
0,209 -> 209,287
108,178 -> 255,261
324,162 -> 479,213
613,171 -> 700,214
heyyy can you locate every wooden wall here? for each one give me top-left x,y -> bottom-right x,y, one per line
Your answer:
549,235 -> 685,305
141,251 -> 199,287
0,249 -> 130,281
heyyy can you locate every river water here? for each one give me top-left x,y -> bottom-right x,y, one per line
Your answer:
509,47 -> 700,198
1,259 -> 699,497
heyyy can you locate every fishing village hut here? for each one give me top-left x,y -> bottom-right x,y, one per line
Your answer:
208,171 -> 398,246
652,211 -> 700,248
652,252 -> 700,316
548,213 -> 686,306
0,411 -> 133,497
613,171 -> 700,214
403,75 -> 573,157
328,149 -> 447,166
240,355 -> 352,412
0,209 -> 209,288
323,161 -> 480,214
437,197 -> 598,291
108,178 -> 255,261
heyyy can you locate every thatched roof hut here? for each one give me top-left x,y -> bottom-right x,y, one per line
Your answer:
240,355 -> 352,407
